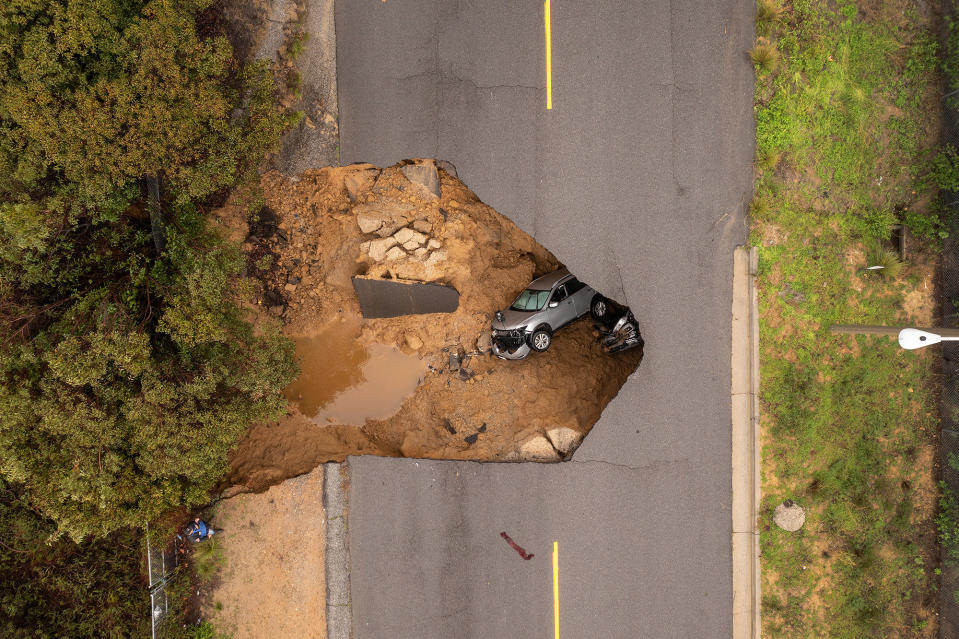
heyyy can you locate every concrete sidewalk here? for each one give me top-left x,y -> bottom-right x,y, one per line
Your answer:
731,246 -> 760,638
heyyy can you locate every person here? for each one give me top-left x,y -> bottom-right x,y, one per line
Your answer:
186,517 -> 215,542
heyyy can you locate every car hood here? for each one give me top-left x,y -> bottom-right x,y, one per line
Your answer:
492,307 -> 539,331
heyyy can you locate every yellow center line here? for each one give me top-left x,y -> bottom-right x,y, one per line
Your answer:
553,540 -> 560,639
544,0 -> 552,110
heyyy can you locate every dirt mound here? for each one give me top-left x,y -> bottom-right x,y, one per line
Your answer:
218,161 -> 642,493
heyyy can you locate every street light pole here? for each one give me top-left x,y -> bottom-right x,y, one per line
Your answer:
898,328 -> 959,350
829,325 -> 959,350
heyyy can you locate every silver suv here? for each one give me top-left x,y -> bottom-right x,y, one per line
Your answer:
490,267 -> 603,360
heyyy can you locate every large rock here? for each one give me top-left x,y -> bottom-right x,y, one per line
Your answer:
546,427 -> 583,456
425,249 -> 447,267
353,201 -> 416,238
519,435 -> 560,462
367,237 -> 398,261
773,500 -> 805,532
401,161 -> 440,198
344,168 -> 379,202
384,246 -> 407,262
356,212 -> 383,234
393,227 -> 426,247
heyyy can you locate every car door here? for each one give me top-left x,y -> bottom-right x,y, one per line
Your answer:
564,277 -> 591,316
549,283 -> 577,328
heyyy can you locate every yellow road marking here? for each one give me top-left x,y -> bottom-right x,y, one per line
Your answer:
544,0 -> 552,109
553,541 -> 559,639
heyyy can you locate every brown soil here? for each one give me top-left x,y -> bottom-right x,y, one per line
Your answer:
204,466 -> 326,638
901,240 -> 938,326
218,163 -> 642,493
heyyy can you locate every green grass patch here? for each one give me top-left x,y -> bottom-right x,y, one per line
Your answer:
754,0 -> 941,635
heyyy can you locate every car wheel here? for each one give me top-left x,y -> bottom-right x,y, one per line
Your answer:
530,328 -> 552,352
590,295 -> 608,319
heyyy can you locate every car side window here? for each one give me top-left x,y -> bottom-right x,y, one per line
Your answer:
565,278 -> 586,295
552,285 -> 568,303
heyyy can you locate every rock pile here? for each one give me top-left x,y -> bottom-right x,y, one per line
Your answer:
355,160 -> 450,280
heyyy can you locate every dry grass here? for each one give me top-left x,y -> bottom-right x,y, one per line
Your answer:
756,0 -> 785,27
750,37 -> 781,74
864,241 -> 904,279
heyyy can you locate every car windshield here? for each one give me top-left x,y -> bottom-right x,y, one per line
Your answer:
510,288 -> 550,312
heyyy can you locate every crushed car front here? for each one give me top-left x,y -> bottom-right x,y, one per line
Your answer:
490,289 -> 550,359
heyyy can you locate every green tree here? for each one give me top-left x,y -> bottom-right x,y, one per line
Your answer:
0,0 -> 286,210
1,203 -> 297,541
0,480 -> 149,637
0,0 -> 297,541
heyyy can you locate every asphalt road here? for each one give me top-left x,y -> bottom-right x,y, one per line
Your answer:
337,1 -> 755,636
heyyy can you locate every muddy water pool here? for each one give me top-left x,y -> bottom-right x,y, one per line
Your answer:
284,320 -> 426,425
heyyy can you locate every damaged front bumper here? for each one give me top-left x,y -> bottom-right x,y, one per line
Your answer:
491,331 -> 532,360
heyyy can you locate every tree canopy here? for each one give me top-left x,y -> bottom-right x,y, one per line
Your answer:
0,0 -> 297,541
0,0 -> 279,210
0,480 -> 149,637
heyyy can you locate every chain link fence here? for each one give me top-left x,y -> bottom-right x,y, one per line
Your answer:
940,8 -> 959,635
146,523 -> 181,639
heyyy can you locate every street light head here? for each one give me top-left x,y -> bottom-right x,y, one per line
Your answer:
898,328 -> 942,350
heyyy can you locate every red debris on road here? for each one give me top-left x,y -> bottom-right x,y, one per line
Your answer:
500,531 -> 534,560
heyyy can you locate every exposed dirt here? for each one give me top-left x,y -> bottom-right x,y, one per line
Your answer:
217,162 -> 642,493
204,466 -> 326,638
902,241 -> 939,326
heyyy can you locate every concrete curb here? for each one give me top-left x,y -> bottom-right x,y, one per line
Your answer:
731,246 -> 761,639
324,462 -> 352,639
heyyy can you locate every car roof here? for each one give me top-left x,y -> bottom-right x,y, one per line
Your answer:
527,267 -> 572,291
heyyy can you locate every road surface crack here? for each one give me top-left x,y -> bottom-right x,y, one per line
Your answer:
566,457 -> 691,473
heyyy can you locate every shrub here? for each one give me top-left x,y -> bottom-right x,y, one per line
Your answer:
856,207 -> 897,241
750,194 -> 773,222
756,149 -> 782,173
0,481 -> 149,637
931,145 -> 959,192
939,485 -> 959,570
750,37 -> 781,75
756,0 -> 784,28
864,241 -> 903,279
288,32 -> 310,60
943,16 -> 959,109
902,204 -> 949,240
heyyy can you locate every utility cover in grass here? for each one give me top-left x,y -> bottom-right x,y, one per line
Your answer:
773,500 -> 805,532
